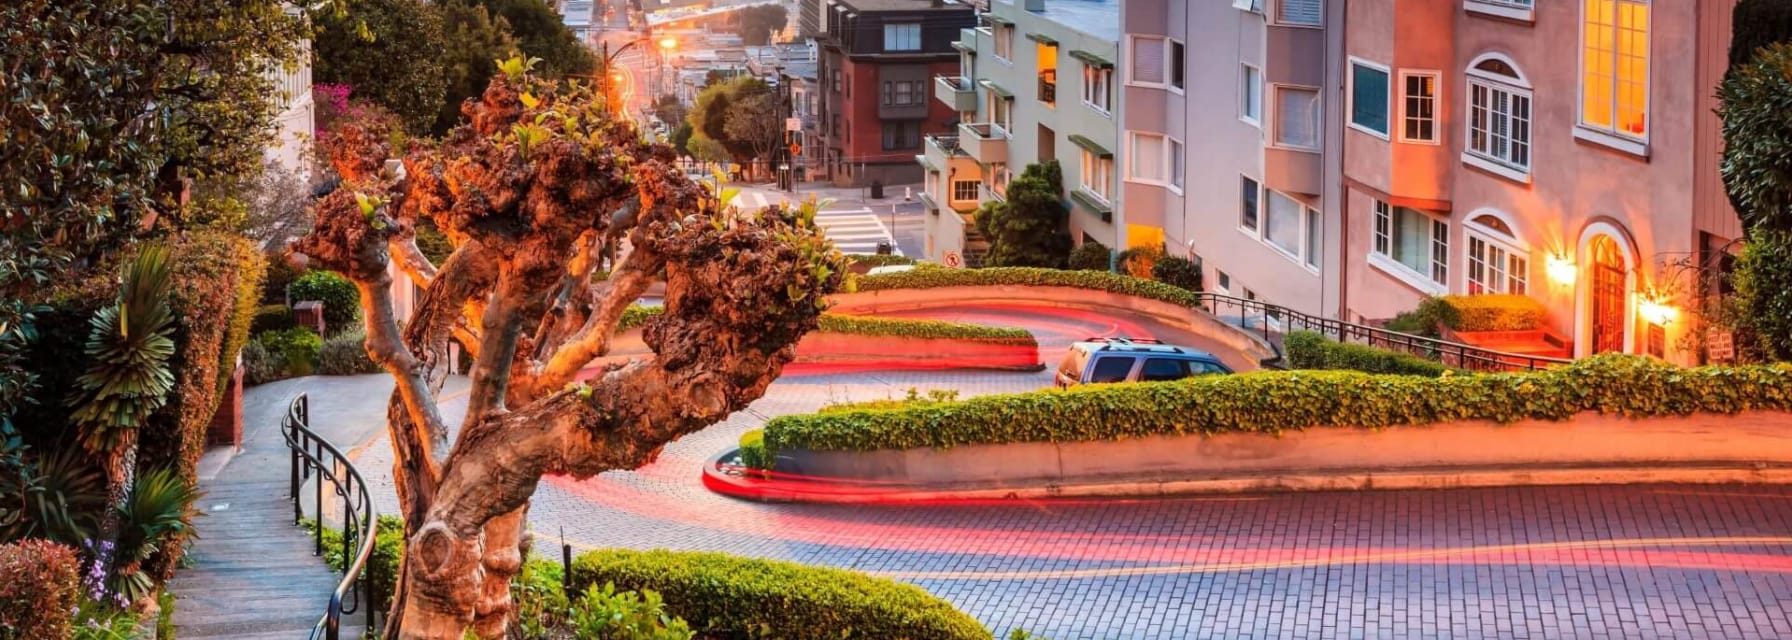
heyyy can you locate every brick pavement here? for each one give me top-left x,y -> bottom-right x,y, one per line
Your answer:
333,306 -> 1792,639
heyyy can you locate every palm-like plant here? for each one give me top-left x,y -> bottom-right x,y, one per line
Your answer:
110,467 -> 203,604
0,449 -> 107,545
67,244 -> 177,600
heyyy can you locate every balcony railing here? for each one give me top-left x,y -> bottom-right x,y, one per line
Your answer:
1038,70 -> 1057,104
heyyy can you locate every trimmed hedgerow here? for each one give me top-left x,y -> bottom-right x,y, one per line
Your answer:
1435,294 -> 1547,332
856,265 -> 1199,307
251,303 -> 295,334
616,305 -> 1035,344
759,355 -> 1792,458
845,254 -> 917,268
569,549 -> 991,640
0,539 -> 80,639
1284,331 -> 1452,377
317,329 -> 381,375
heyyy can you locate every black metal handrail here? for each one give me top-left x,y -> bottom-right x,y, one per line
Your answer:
1194,292 -> 1572,372
283,393 -> 379,640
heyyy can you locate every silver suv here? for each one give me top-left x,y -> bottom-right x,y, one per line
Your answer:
1054,338 -> 1232,388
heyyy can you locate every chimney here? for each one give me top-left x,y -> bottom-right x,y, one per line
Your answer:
1024,0 -> 1045,10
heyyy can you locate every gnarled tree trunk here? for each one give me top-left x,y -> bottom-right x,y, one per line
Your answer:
295,62 -> 846,639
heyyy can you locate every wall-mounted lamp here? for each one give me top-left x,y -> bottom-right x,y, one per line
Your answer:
1637,295 -> 1680,326
1546,254 -> 1576,286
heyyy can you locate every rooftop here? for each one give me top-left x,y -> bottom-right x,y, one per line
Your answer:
833,0 -> 975,12
1001,0 -> 1120,43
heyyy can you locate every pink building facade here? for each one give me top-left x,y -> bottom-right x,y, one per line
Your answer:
1338,0 -> 1740,365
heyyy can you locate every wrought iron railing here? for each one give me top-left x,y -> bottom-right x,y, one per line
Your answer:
284,394 -> 379,640
1196,292 -> 1571,372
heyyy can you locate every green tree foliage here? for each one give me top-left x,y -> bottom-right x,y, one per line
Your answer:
653,94 -> 686,130
4,0 -> 306,267
289,270 -> 362,333
723,91 -> 781,176
1066,241 -> 1112,271
1721,43 -> 1792,359
1151,254 -> 1202,292
732,5 -> 789,46
670,122 -> 695,158
481,0 -> 596,79
1730,0 -> 1792,69
312,0 -> 451,135
434,0 -> 521,135
687,77 -> 773,165
975,161 -> 1071,268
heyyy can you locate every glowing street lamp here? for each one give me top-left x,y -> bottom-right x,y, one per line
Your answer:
659,36 -> 678,51
1546,253 -> 1577,286
1638,294 -> 1680,326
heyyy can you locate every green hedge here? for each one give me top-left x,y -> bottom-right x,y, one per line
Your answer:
1432,295 -> 1547,332
856,265 -> 1198,307
759,355 -> 1792,458
616,305 -> 1034,344
570,549 -> 991,640
1283,331 -> 1452,377
305,515 -> 405,612
845,254 -> 918,269
289,270 -> 360,333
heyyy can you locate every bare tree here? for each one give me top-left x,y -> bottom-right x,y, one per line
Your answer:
293,60 -> 846,639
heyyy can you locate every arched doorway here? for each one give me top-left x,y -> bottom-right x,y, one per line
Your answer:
1588,236 -> 1627,354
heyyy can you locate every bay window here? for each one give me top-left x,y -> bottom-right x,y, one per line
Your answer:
1372,200 -> 1449,288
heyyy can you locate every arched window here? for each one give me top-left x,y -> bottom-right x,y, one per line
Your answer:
1463,211 -> 1529,295
1464,54 -> 1533,180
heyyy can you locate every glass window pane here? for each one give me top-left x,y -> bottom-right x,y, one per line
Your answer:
1089,356 -> 1135,383
1241,177 -> 1260,231
1265,191 -> 1303,255
1276,87 -> 1320,148
1140,358 -> 1190,382
1351,63 -> 1389,134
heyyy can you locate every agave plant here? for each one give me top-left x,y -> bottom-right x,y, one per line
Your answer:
109,467 -> 203,604
0,448 -> 107,545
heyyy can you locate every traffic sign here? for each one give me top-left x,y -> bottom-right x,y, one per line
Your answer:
789,142 -> 802,156
942,251 -> 964,269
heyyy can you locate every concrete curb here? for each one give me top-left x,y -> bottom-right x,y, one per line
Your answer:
703,449 -> 1792,504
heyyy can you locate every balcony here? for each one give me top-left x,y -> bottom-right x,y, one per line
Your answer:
954,27 -> 981,54
1038,70 -> 1057,105
935,75 -> 977,112
923,134 -> 962,173
958,122 -> 1008,165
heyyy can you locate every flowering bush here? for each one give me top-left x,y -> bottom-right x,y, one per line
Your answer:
0,539 -> 81,638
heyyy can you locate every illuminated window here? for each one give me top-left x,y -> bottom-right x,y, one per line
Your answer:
1465,214 -> 1529,295
1581,0 -> 1649,139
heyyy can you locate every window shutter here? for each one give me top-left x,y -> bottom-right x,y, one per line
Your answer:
1277,87 -> 1319,148
1132,38 -> 1165,84
1279,0 -> 1321,26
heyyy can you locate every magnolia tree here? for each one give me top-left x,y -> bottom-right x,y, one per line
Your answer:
293,59 -> 847,639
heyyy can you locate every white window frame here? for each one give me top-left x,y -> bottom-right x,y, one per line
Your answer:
1368,200 -> 1449,295
1078,149 -> 1115,204
1240,63 -> 1262,126
951,179 -> 979,203
1465,0 -> 1535,23
1398,69 -> 1441,144
1168,137 -> 1184,194
1574,0 -> 1651,157
1462,211 -> 1531,296
1247,188 -> 1322,271
1126,36 -> 1170,89
1270,84 -> 1322,151
1463,54 -> 1534,184
1169,39 -> 1186,94
1347,56 -> 1393,140
1125,131 -> 1169,185
1275,0 -> 1323,27
1082,64 -> 1113,116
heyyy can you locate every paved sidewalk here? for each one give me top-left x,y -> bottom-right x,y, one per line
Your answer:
169,374 -> 410,640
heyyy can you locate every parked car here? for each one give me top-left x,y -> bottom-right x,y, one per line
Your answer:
1054,337 -> 1232,388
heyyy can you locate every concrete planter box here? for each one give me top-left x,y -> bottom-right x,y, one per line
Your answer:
761,411 -> 1792,499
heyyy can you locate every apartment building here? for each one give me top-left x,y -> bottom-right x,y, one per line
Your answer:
266,38 -> 314,180
808,0 -> 977,186
1338,0 -> 1738,364
1120,0 -> 1344,313
918,0 -> 1123,265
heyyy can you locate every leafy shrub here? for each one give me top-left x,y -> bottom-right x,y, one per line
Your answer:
305,514 -> 405,612
857,265 -> 1199,307
317,330 -> 381,376
288,270 -> 360,334
1736,229 -> 1792,360
1151,255 -> 1202,293
570,549 -> 990,640
820,388 -> 961,414
761,355 -> 1792,457
513,558 -> 570,639
70,603 -> 140,640
1436,294 -> 1547,332
845,254 -> 917,269
0,539 -> 80,638
569,583 -> 694,640
256,328 -> 322,378
241,340 -> 286,386
1283,331 -> 1452,377
1066,241 -> 1111,271
736,430 -> 771,473
1116,245 -> 1163,280
251,303 -> 295,334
